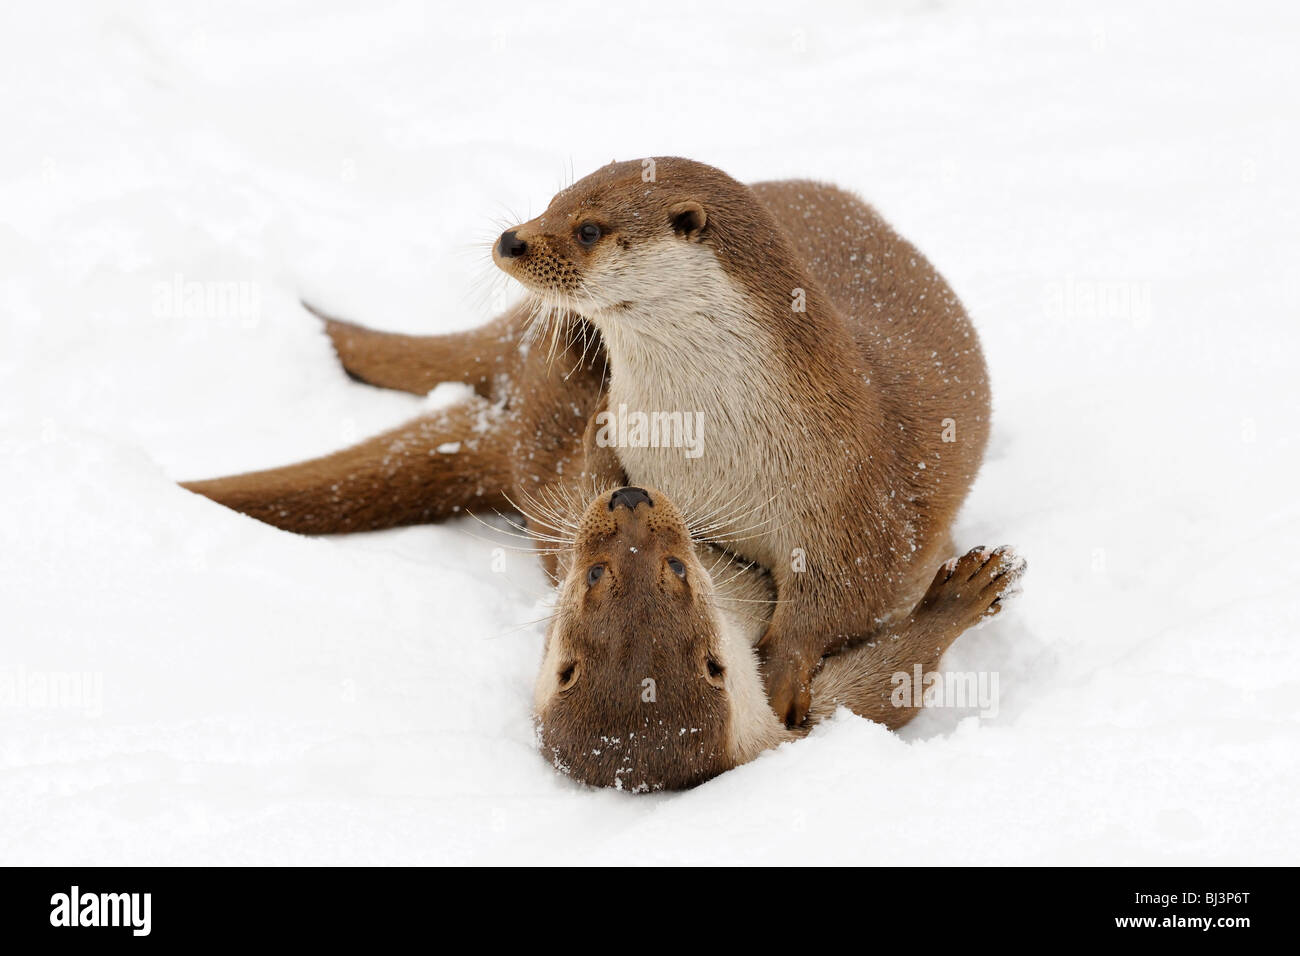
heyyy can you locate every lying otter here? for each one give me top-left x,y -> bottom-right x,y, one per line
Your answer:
536,483 -> 1020,790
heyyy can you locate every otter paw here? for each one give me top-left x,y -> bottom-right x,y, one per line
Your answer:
761,654 -> 815,729
918,545 -> 1026,629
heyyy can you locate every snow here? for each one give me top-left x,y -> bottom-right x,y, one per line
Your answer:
2,0 -> 1298,864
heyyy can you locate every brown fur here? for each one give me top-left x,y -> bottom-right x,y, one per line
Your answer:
183,157 -> 997,733
537,488 -> 733,790
535,485 -> 1023,790
183,302 -> 607,534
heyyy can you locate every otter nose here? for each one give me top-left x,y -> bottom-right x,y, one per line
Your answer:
609,487 -> 653,511
497,229 -> 527,259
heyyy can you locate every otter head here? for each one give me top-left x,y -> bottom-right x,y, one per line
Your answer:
533,485 -> 737,791
493,157 -> 768,326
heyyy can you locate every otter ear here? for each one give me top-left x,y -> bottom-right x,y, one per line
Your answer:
668,200 -> 707,240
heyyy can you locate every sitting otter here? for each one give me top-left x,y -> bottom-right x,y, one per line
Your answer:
491,158 -> 992,727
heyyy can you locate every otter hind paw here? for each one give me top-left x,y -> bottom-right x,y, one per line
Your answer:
920,545 -> 1026,628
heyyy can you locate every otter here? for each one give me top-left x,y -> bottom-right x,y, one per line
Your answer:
534,484 -> 1021,790
184,157 -> 997,731
494,158 -> 991,727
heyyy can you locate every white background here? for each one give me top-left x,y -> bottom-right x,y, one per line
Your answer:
1,0 -> 1296,863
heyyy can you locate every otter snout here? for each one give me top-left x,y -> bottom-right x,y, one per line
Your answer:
608,486 -> 653,511
603,487 -> 659,560
496,229 -> 527,259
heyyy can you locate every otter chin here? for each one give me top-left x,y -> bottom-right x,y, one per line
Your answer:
532,485 -> 1024,791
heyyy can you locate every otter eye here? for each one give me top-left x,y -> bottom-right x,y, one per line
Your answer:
576,222 -> 602,246
558,663 -> 577,688
667,557 -> 686,578
586,564 -> 605,587
706,658 -> 725,681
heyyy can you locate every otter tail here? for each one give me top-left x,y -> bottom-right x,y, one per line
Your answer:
181,400 -> 514,534
304,300 -> 526,397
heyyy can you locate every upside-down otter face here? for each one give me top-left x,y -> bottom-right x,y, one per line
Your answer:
534,486 -> 736,791
492,158 -> 750,318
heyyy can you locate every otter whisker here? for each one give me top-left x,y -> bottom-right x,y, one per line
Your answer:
694,515 -> 788,546
502,492 -> 578,537
685,490 -> 784,538
493,610 -> 565,640
562,315 -> 604,381
483,516 -> 570,545
709,595 -> 789,606
461,508 -> 572,546
515,484 -> 584,524
498,519 -> 573,546
679,485 -> 772,537
691,506 -> 791,546
489,502 -> 576,541
707,557 -> 763,591
527,498 -> 583,536
706,527 -> 793,549
702,548 -> 739,577
503,492 -> 583,543
452,522 -> 574,556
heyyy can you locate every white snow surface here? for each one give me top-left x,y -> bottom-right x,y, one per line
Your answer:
2,0 -> 1298,865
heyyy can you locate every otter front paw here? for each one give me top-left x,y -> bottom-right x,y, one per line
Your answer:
759,643 -> 815,728
918,545 -> 1026,630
